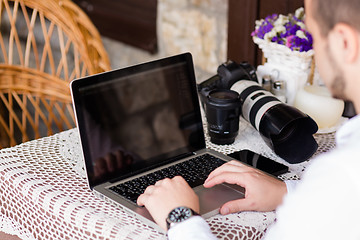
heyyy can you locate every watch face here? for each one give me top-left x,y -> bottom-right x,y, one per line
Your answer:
169,207 -> 193,223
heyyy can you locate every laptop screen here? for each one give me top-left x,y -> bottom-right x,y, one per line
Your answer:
71,53 -> 205,187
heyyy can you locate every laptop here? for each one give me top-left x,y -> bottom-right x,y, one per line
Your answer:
70,52 -> 245,231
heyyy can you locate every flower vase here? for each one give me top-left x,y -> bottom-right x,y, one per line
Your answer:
254,37 -> 315,105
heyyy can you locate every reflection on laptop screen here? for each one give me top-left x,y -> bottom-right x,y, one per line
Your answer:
74,55 -> 205,186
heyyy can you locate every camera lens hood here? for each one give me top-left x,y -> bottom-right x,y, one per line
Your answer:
259,104 -> 318,163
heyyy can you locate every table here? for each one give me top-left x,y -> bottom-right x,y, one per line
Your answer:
0,119 -> 336,240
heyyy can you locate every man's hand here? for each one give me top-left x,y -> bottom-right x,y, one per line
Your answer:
137,176 -> 200,230
204,160 -> 287,215
137,160 -> 287,230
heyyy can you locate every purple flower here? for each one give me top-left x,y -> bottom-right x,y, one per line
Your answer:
265,13 -> 278,21
284,33 -> 312,52
252,9 -> 313,52
251,20 -> 274,39
272,36 -> 285,45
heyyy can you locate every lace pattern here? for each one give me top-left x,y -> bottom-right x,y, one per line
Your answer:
0,118 -> 336,239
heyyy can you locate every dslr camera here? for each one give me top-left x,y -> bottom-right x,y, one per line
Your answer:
198,61 -> 318,164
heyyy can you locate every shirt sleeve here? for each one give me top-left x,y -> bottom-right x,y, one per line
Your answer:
167,216 -> 217,240
263,149 -> 360,240
284,179 -> 298,194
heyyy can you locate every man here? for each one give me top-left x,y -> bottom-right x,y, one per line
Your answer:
137,0 -> 360,238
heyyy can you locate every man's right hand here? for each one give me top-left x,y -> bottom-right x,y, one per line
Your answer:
204,160 -> 287,215
137,176 -> 200,231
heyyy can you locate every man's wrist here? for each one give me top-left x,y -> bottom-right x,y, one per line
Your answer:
167,215 -> 217,240
166,206 -> 199,230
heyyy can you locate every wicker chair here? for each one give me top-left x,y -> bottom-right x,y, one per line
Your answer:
0,0 -> 111,148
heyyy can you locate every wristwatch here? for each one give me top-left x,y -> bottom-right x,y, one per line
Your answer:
166,206 -> 199,230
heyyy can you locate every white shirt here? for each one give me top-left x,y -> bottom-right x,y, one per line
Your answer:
168,114 -> 360,239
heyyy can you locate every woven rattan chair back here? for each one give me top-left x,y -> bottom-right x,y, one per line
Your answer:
0,0 -> 111,148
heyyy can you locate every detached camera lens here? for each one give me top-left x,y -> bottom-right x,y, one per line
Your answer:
204,89 -> 241,145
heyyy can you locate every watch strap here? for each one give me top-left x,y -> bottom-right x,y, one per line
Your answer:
166,206 -> 199,230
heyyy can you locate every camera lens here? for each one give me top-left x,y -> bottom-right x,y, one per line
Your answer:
204,89 -> 241,145
231,80 -> 318,163
231,80 -> 281,131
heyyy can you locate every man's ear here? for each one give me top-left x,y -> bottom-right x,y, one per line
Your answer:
329,23 -> 359,64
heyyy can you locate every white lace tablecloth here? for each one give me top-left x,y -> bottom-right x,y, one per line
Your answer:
0,118 -> 336,240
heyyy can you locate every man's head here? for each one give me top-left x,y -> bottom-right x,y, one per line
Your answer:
310,0 -> 360,37
305,0 -> 360,112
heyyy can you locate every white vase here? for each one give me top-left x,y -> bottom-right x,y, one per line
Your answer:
253,37 -> 314,105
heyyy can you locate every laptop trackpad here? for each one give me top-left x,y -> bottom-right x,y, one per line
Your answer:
196,184 -> 245,218
133,183 -> 245,223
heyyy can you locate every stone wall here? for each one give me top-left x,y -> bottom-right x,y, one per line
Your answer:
103,0 -> 228,83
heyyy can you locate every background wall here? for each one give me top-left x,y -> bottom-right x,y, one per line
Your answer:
101,0 -> 228,83
97,0 -> 304,83
76,0 -> 304,83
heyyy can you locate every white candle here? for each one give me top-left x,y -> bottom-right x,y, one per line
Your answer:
294,85 -> 344,129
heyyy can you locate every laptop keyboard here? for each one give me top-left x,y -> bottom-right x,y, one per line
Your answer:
109,154 -> 226,204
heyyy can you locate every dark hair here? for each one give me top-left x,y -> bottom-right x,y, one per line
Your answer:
312,0 -> 360,36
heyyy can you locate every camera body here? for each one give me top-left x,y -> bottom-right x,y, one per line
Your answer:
198,61 -> 257,93
198,61 -> 257,145
199,61 -> 318,163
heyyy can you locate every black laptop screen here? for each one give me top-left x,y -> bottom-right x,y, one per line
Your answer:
71,53 -> 205,187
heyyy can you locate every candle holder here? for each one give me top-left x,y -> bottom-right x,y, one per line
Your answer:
293,85 -> 345,130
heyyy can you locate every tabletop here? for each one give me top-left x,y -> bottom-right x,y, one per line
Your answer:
0,118 -> 336,240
